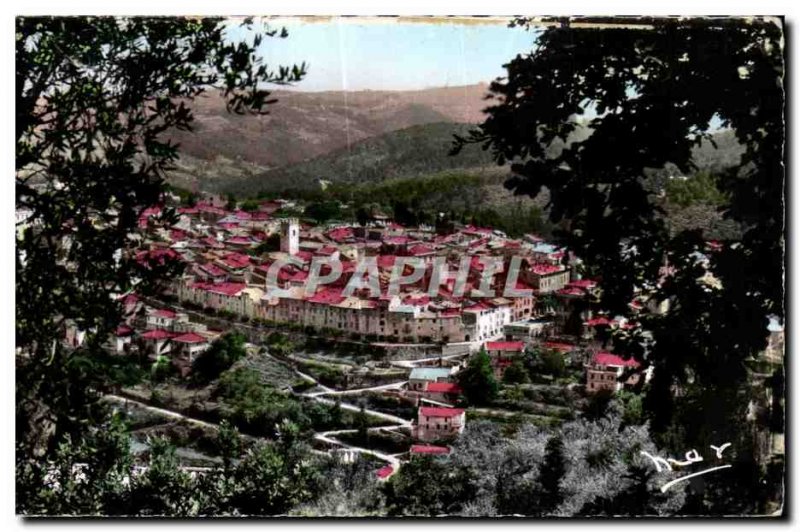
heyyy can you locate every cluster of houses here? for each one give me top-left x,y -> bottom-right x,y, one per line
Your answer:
102,294 -> 219,376
96,194 -> 669,390
134,196 -> 605,348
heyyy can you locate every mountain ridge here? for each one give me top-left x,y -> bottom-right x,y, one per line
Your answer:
168,83 -> 493,170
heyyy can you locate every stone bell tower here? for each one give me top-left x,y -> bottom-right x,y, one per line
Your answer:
280,218 -> 299,256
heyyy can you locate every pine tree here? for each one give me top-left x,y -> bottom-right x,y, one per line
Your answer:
457,348 -> 499,406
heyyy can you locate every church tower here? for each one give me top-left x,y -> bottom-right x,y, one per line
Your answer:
280,218 -> 299,256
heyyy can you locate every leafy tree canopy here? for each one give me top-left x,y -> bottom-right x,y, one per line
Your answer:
457,348 -> 499,406
454,16 -> 784,453
16,15 -> 305,513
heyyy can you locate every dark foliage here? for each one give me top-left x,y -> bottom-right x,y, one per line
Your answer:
454,17 -> 784,513
16,16 -> 305,514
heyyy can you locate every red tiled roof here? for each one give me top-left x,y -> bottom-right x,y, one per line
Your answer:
153,309 -> 176,319
408,244 -> 435,256
140,329 -> 174,340
120,293 -> 139,305
402,294 -> 430,306
172,332 -> 208,344
544,342 -> 575,352
204,282 -> 246,296
287,270 -> 309,283
558,287 -> 585,297
306,288 -> 345,305
468,236 -> 490,249
225,251 -> 250,264
377,255 -> 398,270
135,248 -> 179,266
249,211 -> 271,221
485,341 -> 525,352
295,251 -> 314,262
223,257 -> 249,269
226,236 -> 253,245
140,206 -> 162,218
530,264 -> 563,275
419,406 -> 465,418
316,245 -> 338,256
384,235 -> 411,245
115,325 -> 133,337
327,227 -> 354,242
592,352 -> 640,368
203,237 -> 224,248
410,444 -> 450,455
425,382 -> 462,394
199,263 -> 227,277
585,316 -> 611,327
376,465 -> 394,479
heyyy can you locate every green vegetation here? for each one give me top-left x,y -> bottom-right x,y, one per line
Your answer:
255,169 -> 555,238
384,455 -> 471,516
664,171 -> 729,208
191,332 -> 247,384
384,412 -> 685,516
235,122 -> 496,196
457,348 -> 499,406
526,348 -> 567,379
15,16 -> 307,516
217,367 -> 346,437
502,359 -> 530,385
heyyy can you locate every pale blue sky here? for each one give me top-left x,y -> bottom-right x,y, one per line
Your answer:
226,18 -> 539,91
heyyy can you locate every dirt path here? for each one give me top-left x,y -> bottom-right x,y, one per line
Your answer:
289,365 -> 412,479
104,394 -> 218,430
388,352 -> 470,369
305,380 -> 407,398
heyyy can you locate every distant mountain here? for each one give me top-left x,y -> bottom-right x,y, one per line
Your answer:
168,84 -> 492,170
214,122 -> 496,196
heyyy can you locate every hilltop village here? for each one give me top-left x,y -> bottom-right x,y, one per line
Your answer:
51,191 -> 782,480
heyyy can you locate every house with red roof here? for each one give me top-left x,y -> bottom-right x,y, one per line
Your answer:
176,280 -> 263,317
375,464 -> 395,481
139,329 -> 175,356
485,340 -> 526,379
171,331 -> 211,365
543,341 -> 575,353
463,300 -> 513,343
586,351 -> 642,393
326,226 -> 354,243
114,325 -> 135,354
194,262 -> 228,282
421,381 -> 462,403
415,406 -> 466,442
146,308 -> 186,330
225,235 -> 256,248
522,262 -> 571,293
